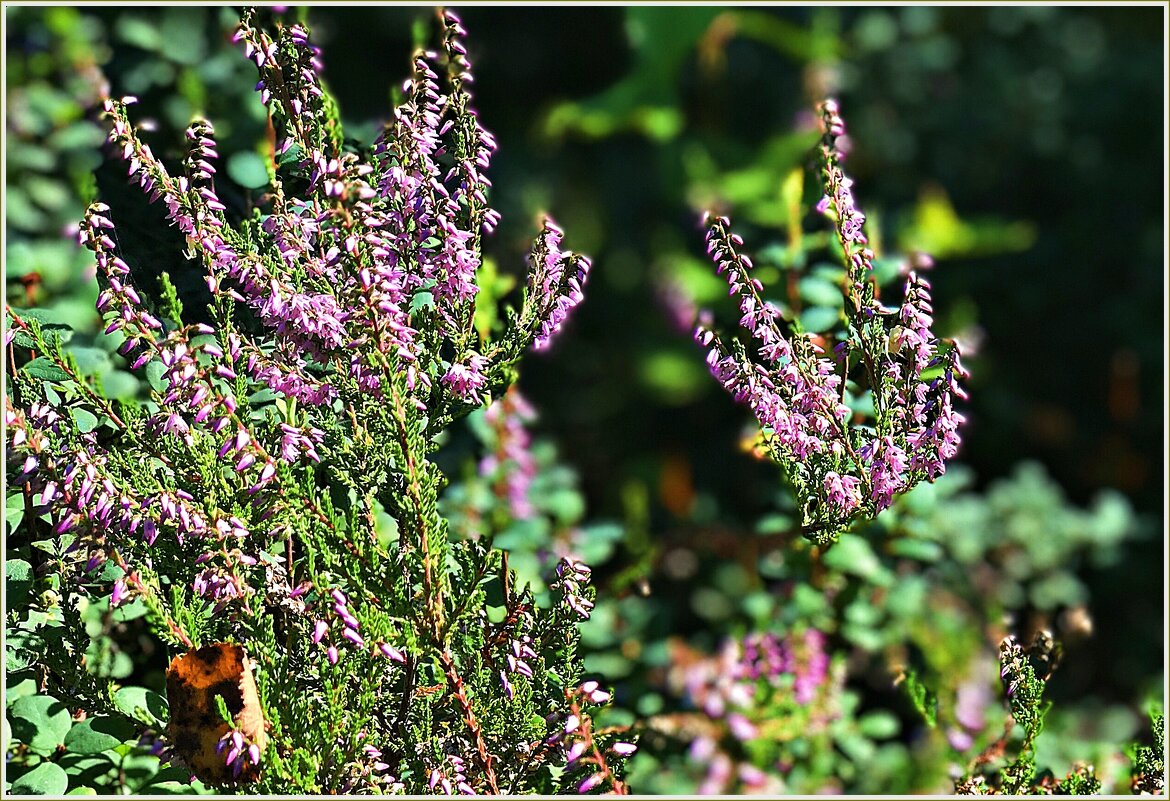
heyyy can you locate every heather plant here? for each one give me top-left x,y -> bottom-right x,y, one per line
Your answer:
442,386 -> 626,601
1129,709 -> 1165,795
694,100 -> 968,547
4,8 -> 634,794
609,455 -> 1143,794
954,632 -> 1104,795
5,7 -> 1165,798
649,626 -> 849,795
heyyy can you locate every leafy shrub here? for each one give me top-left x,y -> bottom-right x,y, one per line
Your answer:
5,8 -> 629,794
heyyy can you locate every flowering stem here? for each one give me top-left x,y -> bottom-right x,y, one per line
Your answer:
6,306 -> 128,429
108,548 -> 194,649
386,377 -> 445,640
439,648 -> 499,793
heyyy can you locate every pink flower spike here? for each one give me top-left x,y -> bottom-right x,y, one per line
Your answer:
312,619 -> 329,644
566,741 -> 587,763
378,643 -> 406,662
111,578 -> 128,607
577,773 -> 604,793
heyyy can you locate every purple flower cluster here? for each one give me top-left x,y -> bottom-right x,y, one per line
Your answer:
667,629 -> 839,794
192,548 -> 256,614
499,633 -> 538,701
216,729 -> 263,782
552,557 -> 595,620
694,100 -> 969,542
548,682 -> 635,795
310,587 -> 366,665
91,9 -> 590,420
428,754 -> 474,796
4,386 -> 272,618
7,10 -> 610,795
695,215 -> 853,464
333,734 -> 404,794
479,388 -> 538,520
670,629 -> 835,726
525,220 -> 593,352
8,9 -> 600,644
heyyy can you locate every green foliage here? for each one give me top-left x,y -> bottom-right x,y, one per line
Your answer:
952,633 -> 1110,796
3,5 -> 1162,797
5,6 -> 624,795
901,668 -> 938,728
543,8 -> 724,142
1129,710 -> 1165,795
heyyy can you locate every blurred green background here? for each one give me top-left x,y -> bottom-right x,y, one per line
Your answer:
5,4 -> 1164,793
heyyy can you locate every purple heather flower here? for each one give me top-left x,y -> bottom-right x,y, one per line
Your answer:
578,680 -> 611,705
698,753 -> 734,795
691,101 -> 968,539
860,435 -> 909,511
429,755 -> 474,796
577,773 -> 604,793
378,642 -> 406,662
500,629 -> 537,696
110,578 -> 128,607
553,558 -> 594,619
479,388 -> 537,519
822,471 -> 862,516
312,619 -> 328,644
565,740 -> 588,764
696,216 -> 852,473
527,219 -> 592,351
727,713 -> 757,741
442,351 -> 490,404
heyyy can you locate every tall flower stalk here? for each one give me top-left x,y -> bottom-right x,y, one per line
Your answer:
695,100 -> 968,545
5,8 -> 620,793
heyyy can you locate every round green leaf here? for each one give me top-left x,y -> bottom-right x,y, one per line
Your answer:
57,753 -> 118,787
139,780 -> 200,795
798,305 -> 841,334
822,534 -> 892,586
409,290 -> 435,313
6,559 -> 34,607
144,361 -> 168,392
7,670 -> 40,704
113,686 -> 167,727
6,630 -> 40,672
98,370 -> 141,400
858,710 -> 901,739
10,761 -> 69,795
799,275 -> 844,307
65,346 -> 113,377
63,716 -> 136,755
70,408 -> 99,434
226,151 -> 270,189
888,537 -> 944,563
10,694 -> 72,755
121,752 -> 161,790
21,357 -> 71,383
